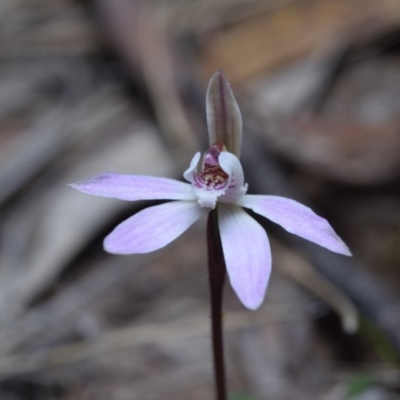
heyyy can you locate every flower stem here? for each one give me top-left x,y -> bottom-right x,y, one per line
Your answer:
207,209 -> 227,400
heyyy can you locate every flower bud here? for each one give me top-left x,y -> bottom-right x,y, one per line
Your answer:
206,71 -> 242,157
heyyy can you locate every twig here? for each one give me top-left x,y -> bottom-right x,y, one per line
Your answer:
272,238 -> 359,334
0,302 -> 311,379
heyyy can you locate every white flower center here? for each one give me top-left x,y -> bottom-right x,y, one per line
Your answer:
183,142 -> 247,209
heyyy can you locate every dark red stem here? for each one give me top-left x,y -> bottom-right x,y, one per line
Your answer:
207,209 -> 227,400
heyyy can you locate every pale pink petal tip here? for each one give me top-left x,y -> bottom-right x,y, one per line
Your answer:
239,195 -> 352,256
69,173 -> 195,202
104,201 -> 206,254
218,204 -> 271,310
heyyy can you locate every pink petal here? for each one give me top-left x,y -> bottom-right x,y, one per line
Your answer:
104,201 -> 206,254
239,195 -> 351,256
70,173 -> 196,201
218,204 -> 271,310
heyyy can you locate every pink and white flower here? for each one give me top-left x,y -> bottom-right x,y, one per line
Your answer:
70,71 -> 351,310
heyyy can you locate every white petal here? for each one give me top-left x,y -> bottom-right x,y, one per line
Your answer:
192,188 -> 220,209
70,173 -> 195,201
218,204 -> 271,309
183,152 -> 201,182
238,195 -> 351,256
104,201 -> 206,254
218,152 -> 247,203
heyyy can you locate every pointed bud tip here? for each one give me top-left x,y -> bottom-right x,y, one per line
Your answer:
209,70 -> 231,92
212,69 -> 226,79
206,71 -> 242,156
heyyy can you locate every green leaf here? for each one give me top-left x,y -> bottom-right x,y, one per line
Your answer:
346,373 -> 373,397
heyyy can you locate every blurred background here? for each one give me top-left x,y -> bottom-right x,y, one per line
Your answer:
1,0 -> 400,399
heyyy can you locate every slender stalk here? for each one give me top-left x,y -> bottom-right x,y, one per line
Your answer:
207,209 -> 227,400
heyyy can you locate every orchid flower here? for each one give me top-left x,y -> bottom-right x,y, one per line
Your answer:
70,71 -> 351,310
